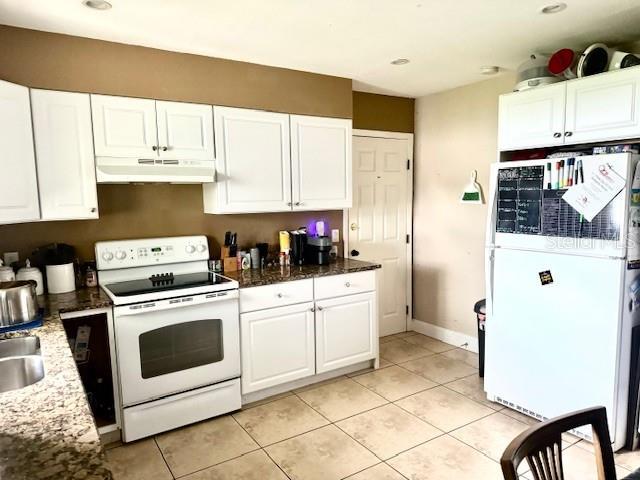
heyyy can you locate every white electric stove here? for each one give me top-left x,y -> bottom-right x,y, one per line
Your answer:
96,235 -> 241,442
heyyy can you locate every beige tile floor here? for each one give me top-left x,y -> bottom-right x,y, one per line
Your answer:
105,332 -> 639,479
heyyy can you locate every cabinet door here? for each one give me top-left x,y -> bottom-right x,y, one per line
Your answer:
31,90 -> 98,220
565,68 -> 640,144
91,94 -> 158,158
205,106 -> 291,214
290,115 -> 352,210
240,302 -> 315,394
0,80 -> 40,224
498,83 -> 566,151
156,101 -> 214,161
316,292 -> 376,374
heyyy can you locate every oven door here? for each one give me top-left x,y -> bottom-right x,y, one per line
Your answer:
114,290 -> 240,407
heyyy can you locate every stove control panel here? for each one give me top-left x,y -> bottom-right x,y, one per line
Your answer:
96,235 -> 209,270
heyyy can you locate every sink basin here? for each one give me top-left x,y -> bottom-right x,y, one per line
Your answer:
0,356 -> 45,393
0,336 -> 40,358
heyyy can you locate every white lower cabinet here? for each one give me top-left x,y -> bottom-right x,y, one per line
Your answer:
315,292 -> 377,374
240,302 -> 315,394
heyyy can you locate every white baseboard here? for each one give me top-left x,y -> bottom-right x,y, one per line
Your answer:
410,319 -> 479,353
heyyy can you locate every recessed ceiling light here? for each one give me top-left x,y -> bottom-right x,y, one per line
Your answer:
540,2 -> 567,14
83,0 -> 112,10
480,66 -> 500,75
391,58 -> 410,65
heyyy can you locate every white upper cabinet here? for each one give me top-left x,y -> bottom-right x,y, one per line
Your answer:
156,101 -> 214,161
290,115 -> 352,210
498,83 -> 566,151
31,89 -> 98,220
565,68 -> 640,144
0,80 -> 40,224
91,94 -> 158,158
204,106 -> 291,214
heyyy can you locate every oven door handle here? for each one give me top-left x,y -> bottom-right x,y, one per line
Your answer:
115,290 -> 238,316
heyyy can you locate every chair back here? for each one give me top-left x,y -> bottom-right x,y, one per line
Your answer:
500,406 -> 617,480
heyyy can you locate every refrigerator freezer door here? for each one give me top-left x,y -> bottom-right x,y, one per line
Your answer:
488,153 -> 635,259
485,247 -> 625,442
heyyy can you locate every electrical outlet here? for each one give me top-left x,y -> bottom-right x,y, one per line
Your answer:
331,229 -> 340,243
330,245 -> 338,257
3,252 -> 18,266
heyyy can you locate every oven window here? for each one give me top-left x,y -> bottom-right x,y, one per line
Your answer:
139,319 -> 224,379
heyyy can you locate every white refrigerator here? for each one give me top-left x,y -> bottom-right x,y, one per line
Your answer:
484,152 -> 640,450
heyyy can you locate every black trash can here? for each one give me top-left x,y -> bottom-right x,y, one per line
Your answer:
474,299 -> 486,378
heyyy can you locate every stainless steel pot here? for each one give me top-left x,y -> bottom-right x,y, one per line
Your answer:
0,281 -> 38,328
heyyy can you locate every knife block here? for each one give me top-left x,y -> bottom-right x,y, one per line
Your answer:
221,247 -> 238,272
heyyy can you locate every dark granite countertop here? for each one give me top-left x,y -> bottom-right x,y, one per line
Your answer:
0,288 -> 113,480
225,257 -> 381,288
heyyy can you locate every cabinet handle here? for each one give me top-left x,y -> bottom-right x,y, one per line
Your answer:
553,132 -> 562,138
90,207 -> 97,213
317,306 -> 323,311
276,293 -> 283,298
287,202 -> 292,206
345,282 -> 351,287
564,131 -> 573,137
152,146 -> 158,151
162,146 -> 168,151
294,202 -> 301,206
310,307 -> 315,312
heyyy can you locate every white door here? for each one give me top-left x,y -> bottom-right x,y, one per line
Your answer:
204,107 -> 291,214
91,94 -> 158,158
156,101 -> 214,161
498,83 -> 566,151
486,248 -> 623,440
349,136 -> 409,336
316,292 -> 376,373
240,302 -> 315,394
0,80 -> 40,224
31,89 -> 98,220
565,68 -> 640,144
290,115 -> 352,210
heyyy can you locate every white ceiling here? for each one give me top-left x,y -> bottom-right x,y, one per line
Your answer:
1,0 -> 640,97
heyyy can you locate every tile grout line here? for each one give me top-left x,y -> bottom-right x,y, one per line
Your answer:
153,436 -> 177,480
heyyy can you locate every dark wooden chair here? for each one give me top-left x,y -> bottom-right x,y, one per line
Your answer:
500,406 -> 618,480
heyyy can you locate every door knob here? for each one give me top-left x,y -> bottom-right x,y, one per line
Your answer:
350,223 -> 358,231
351,249 -> 360,257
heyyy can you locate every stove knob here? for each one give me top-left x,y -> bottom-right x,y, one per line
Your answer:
185,245 -> 196,254
115,250 -> 126,260
197,244 -> 207,253
101,251 -> 114,262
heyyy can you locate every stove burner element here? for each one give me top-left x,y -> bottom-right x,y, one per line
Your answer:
150,273 -> 174,286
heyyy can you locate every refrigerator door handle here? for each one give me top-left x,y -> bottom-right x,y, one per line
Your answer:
486,249 -> 495,319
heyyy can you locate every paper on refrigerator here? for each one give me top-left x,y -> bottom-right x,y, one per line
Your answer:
562,162 -> 626,222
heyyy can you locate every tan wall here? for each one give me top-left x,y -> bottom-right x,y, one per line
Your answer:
352,91 -> 414,133
0,26 -> 352,117
413,73 -> 516,337
0,26 -> 349,262
0,184 -> 342,262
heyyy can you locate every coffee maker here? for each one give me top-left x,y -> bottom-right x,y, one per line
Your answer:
305,236 -> 332,265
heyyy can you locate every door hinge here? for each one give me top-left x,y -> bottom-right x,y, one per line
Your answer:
406,305 -> 409,316
406,159 -> 410,170
406,234 -> 410,244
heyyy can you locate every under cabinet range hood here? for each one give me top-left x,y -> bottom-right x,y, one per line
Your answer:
95,157 -> 215,184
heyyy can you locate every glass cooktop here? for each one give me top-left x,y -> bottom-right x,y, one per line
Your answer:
106,272 -> 232,297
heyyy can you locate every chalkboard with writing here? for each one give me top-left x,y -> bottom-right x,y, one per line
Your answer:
495,165 -> 621,241
496,166 -> 544,234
